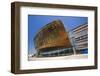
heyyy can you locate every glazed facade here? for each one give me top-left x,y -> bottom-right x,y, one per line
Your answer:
69,23 -> 88,54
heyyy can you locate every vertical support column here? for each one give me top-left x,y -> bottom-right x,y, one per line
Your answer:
58,49 -> 59,56
36,50 -> 39,57
72,47 -> 76,55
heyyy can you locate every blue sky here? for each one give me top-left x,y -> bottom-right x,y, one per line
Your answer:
28,15 -> 88,55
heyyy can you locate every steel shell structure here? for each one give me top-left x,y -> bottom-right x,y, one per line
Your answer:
34,20 -> 73,57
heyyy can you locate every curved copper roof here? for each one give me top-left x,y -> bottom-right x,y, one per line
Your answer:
34,20 -> 72,51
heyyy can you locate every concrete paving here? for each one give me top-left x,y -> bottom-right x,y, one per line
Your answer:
28,54 -> 88,61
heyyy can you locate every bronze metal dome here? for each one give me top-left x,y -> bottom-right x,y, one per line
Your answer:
34,20 -> 72,57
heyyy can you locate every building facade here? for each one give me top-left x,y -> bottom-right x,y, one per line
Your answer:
34,20 -> 73,57
69,23 -> 88,54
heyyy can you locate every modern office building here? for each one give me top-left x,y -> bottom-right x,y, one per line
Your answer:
69,23 -> 88,54
34,20 -> 73,57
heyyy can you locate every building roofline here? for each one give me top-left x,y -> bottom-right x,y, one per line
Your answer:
70,23 -> 88,32
33,19 -> 63,41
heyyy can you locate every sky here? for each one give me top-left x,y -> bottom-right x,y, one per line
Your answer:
28,15 -> 88,55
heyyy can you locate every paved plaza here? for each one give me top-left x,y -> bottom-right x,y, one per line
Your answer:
29,54 -> 88,61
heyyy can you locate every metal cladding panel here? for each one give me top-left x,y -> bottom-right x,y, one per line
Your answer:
34,20 -> 72,51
